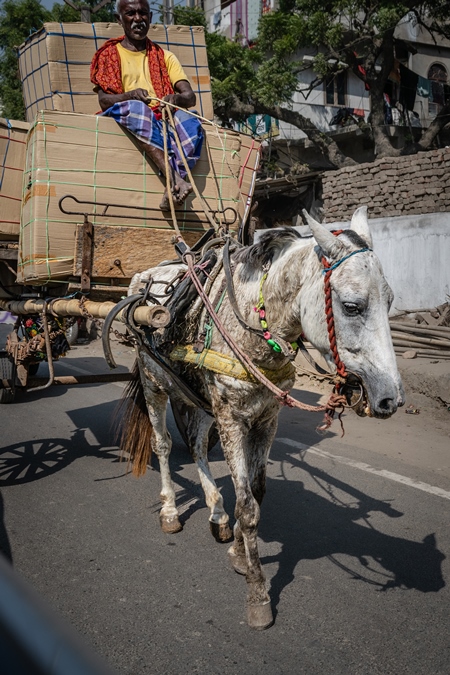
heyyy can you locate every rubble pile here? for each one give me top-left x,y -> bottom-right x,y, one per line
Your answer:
390,302 -> 450,359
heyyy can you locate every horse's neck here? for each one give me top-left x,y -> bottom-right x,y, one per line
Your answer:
261,240 -> 328,347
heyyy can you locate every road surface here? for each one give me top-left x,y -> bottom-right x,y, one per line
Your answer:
1,339 -> 449,674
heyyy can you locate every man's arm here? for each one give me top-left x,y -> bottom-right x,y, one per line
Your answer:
97,87 -> 150,112
163,80 -> 196,109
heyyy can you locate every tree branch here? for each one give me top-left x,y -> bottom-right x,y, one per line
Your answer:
216,94 -> 357,168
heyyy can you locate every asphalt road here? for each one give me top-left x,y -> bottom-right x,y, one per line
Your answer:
1,339 -> 449,675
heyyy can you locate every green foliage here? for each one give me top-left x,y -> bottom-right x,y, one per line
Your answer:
0,0 -> 51,119
50,0 -> 115,23
171,5 -> 206,29
0,0 -> 115,120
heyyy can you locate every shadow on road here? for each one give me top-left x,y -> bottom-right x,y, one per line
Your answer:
1,383 -> 446,607
260,448 -> 446,615
0,493 -> 12,562
0,398 -> 121,486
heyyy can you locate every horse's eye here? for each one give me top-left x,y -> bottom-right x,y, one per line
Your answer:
343,302 -> 360,315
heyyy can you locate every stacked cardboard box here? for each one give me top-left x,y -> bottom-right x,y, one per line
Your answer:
18,111 -> 259,287
0,119 -> 29,240
18,22 -> 214,122
14,22 -> 260,294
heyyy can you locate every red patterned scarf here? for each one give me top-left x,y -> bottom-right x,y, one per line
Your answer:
90,36 -> 174,99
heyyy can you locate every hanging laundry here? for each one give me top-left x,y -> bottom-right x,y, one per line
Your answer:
384,93 -> 393,124
399,63 -> 418,111
330,108 -> 349,126
430,80 -> 445,106
388,60 -> 401,84
354,52 -> 370,90
417,75 -> 430,98
330,108 -> 365,126
350,108 -> 365,118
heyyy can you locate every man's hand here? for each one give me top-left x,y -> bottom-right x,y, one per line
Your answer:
163,81 -> 196,110
127,88 -> 150,102
163,94 -> 178,106
98,88 -> 150,111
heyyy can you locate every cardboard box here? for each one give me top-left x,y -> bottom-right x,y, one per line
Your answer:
18,111 -> 260,287
0,119 -> 29,239
18,22 -> 214,122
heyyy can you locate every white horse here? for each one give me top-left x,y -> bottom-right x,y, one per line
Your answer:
115,206 -> 404,630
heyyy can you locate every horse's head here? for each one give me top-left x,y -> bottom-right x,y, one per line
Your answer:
304,207 -> 405,419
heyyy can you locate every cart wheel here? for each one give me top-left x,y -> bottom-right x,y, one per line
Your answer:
0,351 -> 16,404
171,399 -> 219,452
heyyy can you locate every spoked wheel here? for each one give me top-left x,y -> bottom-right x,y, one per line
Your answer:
0,351 -> 16,404
171,399 -> 220,452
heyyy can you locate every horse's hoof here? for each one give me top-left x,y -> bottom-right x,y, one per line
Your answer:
247,601 -> 274,630
210,521 -> 233,543
160,514 -> 183,534
228,546 -> 247,575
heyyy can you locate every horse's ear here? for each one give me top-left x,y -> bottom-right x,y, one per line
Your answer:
350,206 -> 373,248
302,210 -> 346,260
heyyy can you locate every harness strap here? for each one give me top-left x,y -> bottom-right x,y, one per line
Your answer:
295,337 -> 329,376
223,238 -> 295,359
170,344 -> 295,384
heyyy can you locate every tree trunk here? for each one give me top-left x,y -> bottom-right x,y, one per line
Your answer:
369,84 -> 400,159
417,100 -> 450,149
362,33 -> 400,159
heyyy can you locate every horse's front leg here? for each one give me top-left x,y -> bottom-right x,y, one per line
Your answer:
219,411 -> 278,630
184,406 -> 232,542
139,362 -> 182,534
228,413 -> 278,572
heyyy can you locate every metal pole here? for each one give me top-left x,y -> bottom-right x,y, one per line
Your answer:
0,298 -> 169,328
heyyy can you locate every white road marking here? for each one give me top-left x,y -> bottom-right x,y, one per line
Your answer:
278,437 -> 450,501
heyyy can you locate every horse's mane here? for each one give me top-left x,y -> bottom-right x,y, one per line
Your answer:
339,229 -> 370,250
233,228 -> 302,273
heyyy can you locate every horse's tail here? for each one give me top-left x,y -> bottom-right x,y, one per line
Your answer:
115,360 -> 153,477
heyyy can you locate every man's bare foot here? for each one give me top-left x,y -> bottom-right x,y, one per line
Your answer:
160,189 -> 171,211
173,174 -> 193,205
159,176 -> 193,211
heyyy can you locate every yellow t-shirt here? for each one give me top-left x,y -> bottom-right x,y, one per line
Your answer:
117,43 -> 189,107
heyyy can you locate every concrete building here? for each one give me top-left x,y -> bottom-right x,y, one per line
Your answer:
202,2 -> 450,170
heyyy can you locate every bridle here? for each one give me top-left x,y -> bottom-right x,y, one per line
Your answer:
321,230 -> 372,378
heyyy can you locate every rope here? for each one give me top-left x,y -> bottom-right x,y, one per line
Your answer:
165,105 -> 219,232
161,107 -> 182,240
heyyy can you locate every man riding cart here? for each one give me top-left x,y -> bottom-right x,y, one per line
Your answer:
91,0 -> 203,211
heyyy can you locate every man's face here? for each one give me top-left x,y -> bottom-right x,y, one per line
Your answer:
116,0 -> 151,42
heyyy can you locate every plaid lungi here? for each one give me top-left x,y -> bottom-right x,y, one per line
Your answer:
102,100 -> 203,179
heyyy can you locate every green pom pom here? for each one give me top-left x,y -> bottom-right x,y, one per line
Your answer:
268,339 -> 282,352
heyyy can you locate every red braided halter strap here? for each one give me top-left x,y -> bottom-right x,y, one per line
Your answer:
321,229 -> 348,381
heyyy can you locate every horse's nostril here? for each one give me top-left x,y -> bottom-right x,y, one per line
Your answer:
379,398 -> 396,414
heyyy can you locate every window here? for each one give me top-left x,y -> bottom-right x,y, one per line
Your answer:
325,72 -> 346,106
428,63 -> 448,117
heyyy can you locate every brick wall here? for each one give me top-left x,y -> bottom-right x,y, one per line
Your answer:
322,147 -> 450,222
